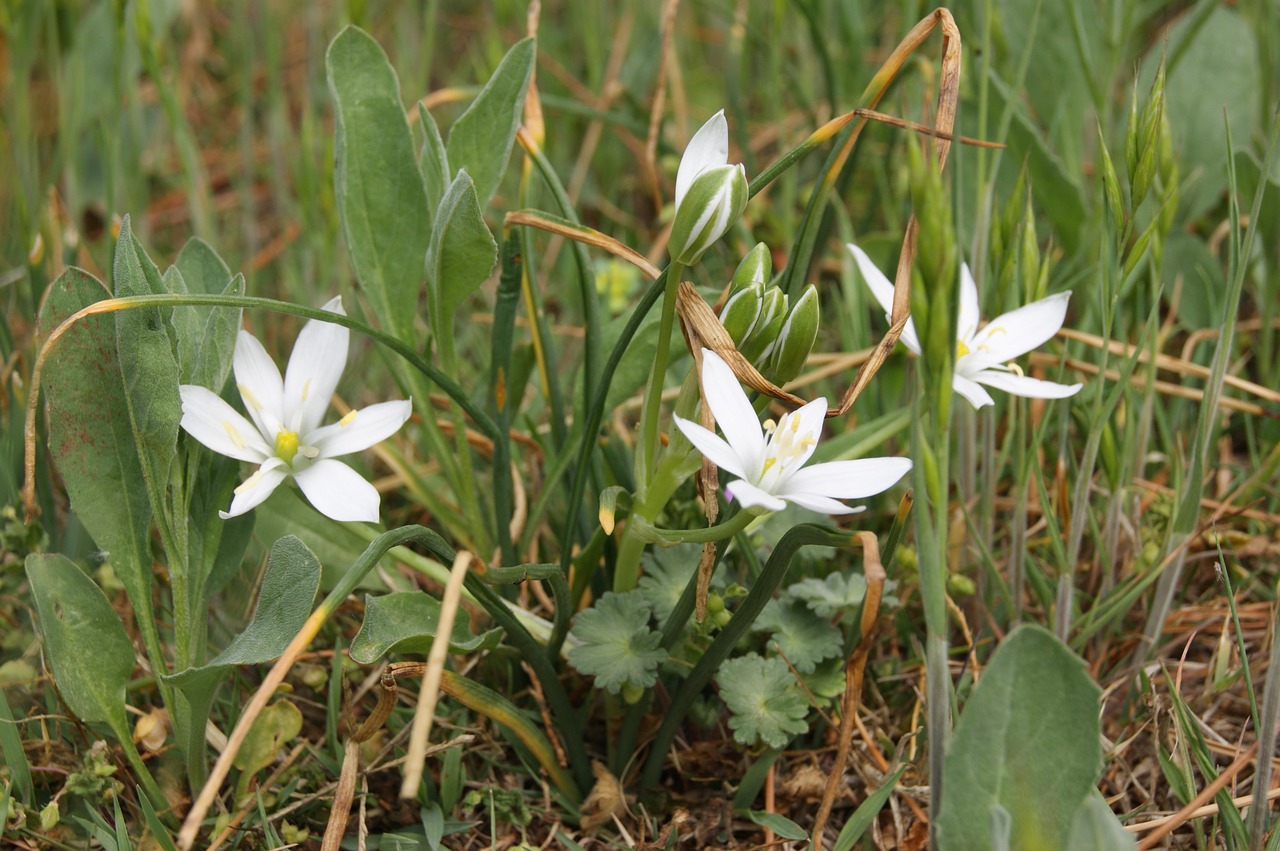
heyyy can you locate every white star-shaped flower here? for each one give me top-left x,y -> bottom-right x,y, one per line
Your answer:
178,297 -> 411,522
849,243 -> 1084,409
674,349 -> 911,515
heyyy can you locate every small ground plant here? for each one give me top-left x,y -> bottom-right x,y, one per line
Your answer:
3,3 -> 1279,850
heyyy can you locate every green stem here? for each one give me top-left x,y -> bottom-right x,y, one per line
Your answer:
626,508 -> 754,546
637,261 -> 684,486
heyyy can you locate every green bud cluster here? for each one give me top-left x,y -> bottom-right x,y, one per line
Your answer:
717,244 -> 821,385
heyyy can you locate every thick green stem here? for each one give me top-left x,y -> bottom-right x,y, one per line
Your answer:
636,261 -> 684,487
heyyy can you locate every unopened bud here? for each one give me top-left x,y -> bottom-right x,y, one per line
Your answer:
740,287 -> 787,362
764,285 -> 820,384
669,164 -> 748,265
719,281 -> 765,345
730,242 -> 771,292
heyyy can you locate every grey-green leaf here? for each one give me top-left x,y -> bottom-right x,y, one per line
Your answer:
426,169 -> 497,334
25,554 -> 134,739
327,25 -> 430,344
113,219 -> 182,536
349,591 -> 501,663
444,37 -> 535,209
937,625 -> 1103,851
567,591 -> 665,694
39,268 -> 152,631
168,535 -> 322,689
717,653 -> 809,749
171,237 -> 240,390
418,103 -> 450,218
1066,791 -> 1136,851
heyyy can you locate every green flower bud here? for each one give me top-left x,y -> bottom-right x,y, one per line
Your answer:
764,285 -> 820,385
730,242 -> 772,293
740,287 -> 787,362
669,163 -> 749,265
719,281 -> 765,345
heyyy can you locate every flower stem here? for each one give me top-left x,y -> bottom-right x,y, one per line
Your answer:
637,260 -> 685,488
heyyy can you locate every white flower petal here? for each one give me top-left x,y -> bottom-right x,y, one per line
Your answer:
952,374 -> 996,409
787,397 -> 829,469
848,243 -> 921,355
781,492 -> 865,515
179,385 -> 271,462
675,110 -> 728,209
294,458 -> 380,523
699,349 -> 766,474
232,331 -> 284,438
219,458 -> 289,518
958,263 -> 980,343
673,415 -> 748,479
283,297 -> 349,434
307,399 -> 412,458
971,369 -> 1083,400
782,457 -> 912,501
967,291 -> 1071,367
724,478 -> 787,514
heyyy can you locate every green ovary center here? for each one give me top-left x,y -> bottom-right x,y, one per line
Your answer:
275,430 -> 301,464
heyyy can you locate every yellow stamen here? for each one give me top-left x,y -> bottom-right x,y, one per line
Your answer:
762,457 -> 777,473
301,378 -> 312,402
275,430 -> 300,464
956,339 -> 970,359
235,468 -> 264,495
340,410 -> 358,427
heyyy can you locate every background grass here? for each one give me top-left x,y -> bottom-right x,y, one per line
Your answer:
2,0 -> 1279,847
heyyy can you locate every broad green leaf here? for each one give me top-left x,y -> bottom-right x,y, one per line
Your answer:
786,573 -> 867,618
418,104 -> 450,218
567,591 -> 666,694
637,544 -> 705,627
717,653 -> 809,749
832,764 -> 908,851
1148,7 -> 1260,219
444,37 -> 535,209
327,26 -> 430,343
744,811 -> 807,841
937,625 -> 1103,851
753,599 -> 842,673
171,237 -> 241,390
1065,791 -> 1136,851
349,591 -> 501,663
25,554 -> 134,741
39,268 -> 152,630
112,219 -> 182,537
426,169 -> 497,335
716,650 -> 803,742
167,535 -> 322,691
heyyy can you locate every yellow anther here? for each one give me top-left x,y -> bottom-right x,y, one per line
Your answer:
298,445 -> 320,459
222,421 -> 246,449
789,415 -> 800,432
763,418 -> 777,433
274,430 -> 300,464
956,340 -> 970,359
340,410 -> 358,427
301,378 -> 312,402
762,457 -> 777,473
